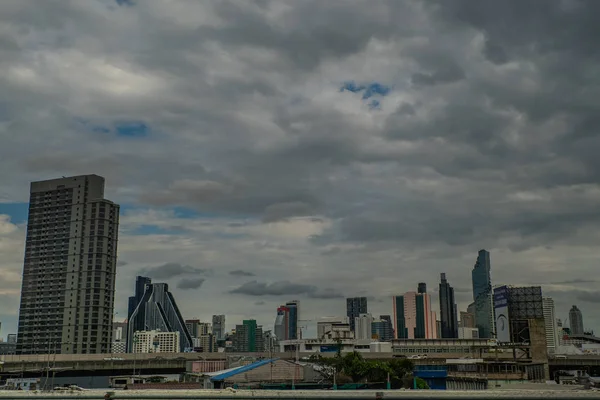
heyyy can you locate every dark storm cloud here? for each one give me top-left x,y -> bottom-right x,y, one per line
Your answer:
230,280 -> 341,298
229,270 -> 256,277
176,278 -> 206,290
575,291 -> 600,304
140,263 -> 212,280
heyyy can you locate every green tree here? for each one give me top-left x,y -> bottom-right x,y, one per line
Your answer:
414,377 -> 429,389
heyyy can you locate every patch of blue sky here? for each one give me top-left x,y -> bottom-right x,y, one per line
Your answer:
115,122 -> 148,137
362,83 -> 391,99
0,202 -> 29,224
340,81 -> 366,93
339,81 -> 392,109
368,99 -> 381,110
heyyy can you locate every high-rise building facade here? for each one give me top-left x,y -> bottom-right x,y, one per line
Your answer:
185,320 -> 212,338
569,305 -> 584,335
460,311 -> 475,328
212,315 -> 225,340
346,297 -> 368,332
127,278 -> 193,352
372,315 -> 394,342
472,249 -> 494,338
355,313 -> 374,340
16,175 -> 120,355
274,306 -> 290,341
132,330 -> 180,353
232,320 -> 264,352
439,273 -> 458,338
286,300 -> 299,340
393,285 -> 437,339
542,297 -> 558,352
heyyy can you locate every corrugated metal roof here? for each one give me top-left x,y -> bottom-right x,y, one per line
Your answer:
209,358 -> 278,381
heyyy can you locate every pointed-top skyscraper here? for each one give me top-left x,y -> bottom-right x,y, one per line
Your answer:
472,249 -> 494,338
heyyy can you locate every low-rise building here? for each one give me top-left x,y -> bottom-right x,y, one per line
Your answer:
277,338 -> 375,353
458,327 -> 480,339
133,330 -> 180,353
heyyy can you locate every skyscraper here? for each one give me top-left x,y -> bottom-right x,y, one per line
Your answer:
346,297 -> 368,332
393,285 -> 437,339
542,297 -> 558,352
286,300 -> 300,340
232,320 -> 264,352
355,313 -> 374,340
569,305 -> 584,335
472,249 -> 494,338
212,315 -> 225,340
16,175 -> 120,355
439,273 -> 458,338
128,276 -> 151,323
371,315 -> 394,342
127,278 -> 193,352
274,305 -> 290,341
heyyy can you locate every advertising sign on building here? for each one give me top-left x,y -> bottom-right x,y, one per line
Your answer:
494,286 -> 510,343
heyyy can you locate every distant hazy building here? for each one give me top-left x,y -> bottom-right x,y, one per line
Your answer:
17,175 -> 120,355
542,297 -> 558,352
460,312 -> 475,328
212,315 -> 225,340
569,305 -> 584,335
439,273 -> 458,338
112,321 -> 127,353
393,284 -> 437,339
6,334 -> 17,344
317,316 -> 350,339
232,320 -> 264,352
132,330 -> 180,353
274,305 -> 290,341
193,334 -> 217,353
472,249 -> 494,338
127,278 -> 193,352
346,297 -> 368,332
186,320 -> 212,338
286,301 -> 300,340
355,313 -> 374,340
372,315 -> 394,342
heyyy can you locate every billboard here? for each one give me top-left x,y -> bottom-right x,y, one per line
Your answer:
494,286 -> 510,343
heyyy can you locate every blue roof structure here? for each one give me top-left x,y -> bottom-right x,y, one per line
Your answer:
210,359 -> 279,382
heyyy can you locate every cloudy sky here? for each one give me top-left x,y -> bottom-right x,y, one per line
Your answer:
1,0 -> 600,338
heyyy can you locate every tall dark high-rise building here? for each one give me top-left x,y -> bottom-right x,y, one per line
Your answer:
232,320 -> 264,352
286,300 -> 299,340
128,276 -> 151,323
127,278 -> 193,352
346,297 -> 368,332
418,282 -> 427,294
472,249 -> 494,338
16,175 -> 120,355
212,315 -> 225,340
439,273 -> 458,338
569,305 -> 584,335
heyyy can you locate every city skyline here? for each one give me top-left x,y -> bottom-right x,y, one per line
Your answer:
2,0 -> 600,340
